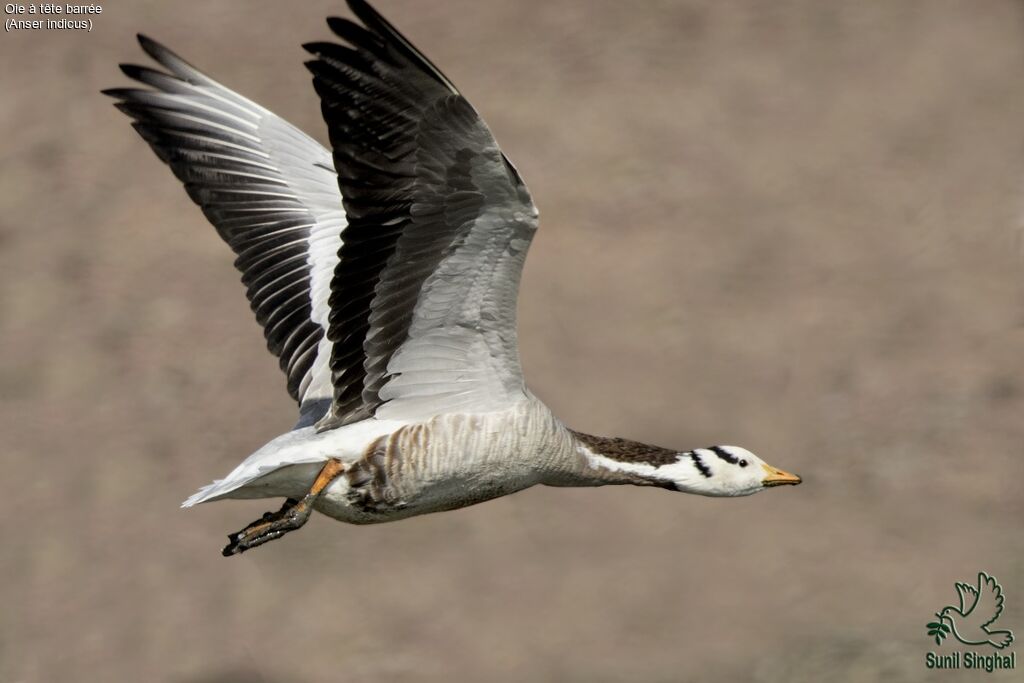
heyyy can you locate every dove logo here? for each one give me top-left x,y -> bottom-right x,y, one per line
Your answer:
925,572 -> 1016,673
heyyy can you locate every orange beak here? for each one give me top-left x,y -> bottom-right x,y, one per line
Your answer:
761,463 -> 802,487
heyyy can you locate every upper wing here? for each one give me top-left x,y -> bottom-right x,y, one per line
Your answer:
971,573 -> 1006,628
305,0 -> 539,430
103,36 -> 345,423
955,582 -> 979,614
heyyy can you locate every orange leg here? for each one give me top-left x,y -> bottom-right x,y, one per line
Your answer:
222,458 -> 346,557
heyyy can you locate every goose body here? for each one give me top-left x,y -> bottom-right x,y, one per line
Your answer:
194,396 -> 570,525
105,1 -> 800,554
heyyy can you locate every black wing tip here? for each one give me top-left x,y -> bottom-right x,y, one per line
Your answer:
302,41 -> 334,56
348,0 -> 458,94
105,40 -> 165,97
135,32 -> 202,79
325,15 -> 351,35
100,86 -> 131,100
343,1 -> 392,44
345,0 -> 390,35
136,33 -> 162,57
136,33 -> 179,68
302,59 -> 324,79
345,0 -> 375,19
117,62 -> 151,81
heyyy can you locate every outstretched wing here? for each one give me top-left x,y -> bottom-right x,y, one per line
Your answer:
955,581 -> 979,614
104,36 -> 345,423
972,573 -> 1006,628
305,0 -> 538,430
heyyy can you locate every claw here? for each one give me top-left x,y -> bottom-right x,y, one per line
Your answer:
222,499 -> 310,556
219,461 -> 345,557
223,528 -> 287,556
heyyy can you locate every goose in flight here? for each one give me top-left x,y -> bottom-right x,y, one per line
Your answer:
104,0 -> 801,556
938,573 -> 1015,649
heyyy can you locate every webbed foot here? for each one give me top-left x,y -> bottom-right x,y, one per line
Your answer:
221,458 -> 346,557
222,497 -> 311,556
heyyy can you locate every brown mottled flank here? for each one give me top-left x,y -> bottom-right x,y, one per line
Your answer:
4,1 -> 1023,682
344,434 -> 403,513
570,430 -> 681,466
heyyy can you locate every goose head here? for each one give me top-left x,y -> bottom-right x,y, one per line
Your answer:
655,445 -> 802,497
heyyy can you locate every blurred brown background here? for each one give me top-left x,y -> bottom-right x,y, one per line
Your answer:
2,1 -> 1023,681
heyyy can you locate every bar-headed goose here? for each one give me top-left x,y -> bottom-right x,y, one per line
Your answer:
105,0 -> 800,556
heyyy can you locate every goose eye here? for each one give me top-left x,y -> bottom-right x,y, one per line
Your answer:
738,459 -> 748,467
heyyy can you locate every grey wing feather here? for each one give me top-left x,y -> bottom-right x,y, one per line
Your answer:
305,0 -> 538,429
375,96 -> 537,420
104,36 -> 344,420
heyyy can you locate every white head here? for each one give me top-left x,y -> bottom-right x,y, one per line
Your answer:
652,445 -> 801,497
